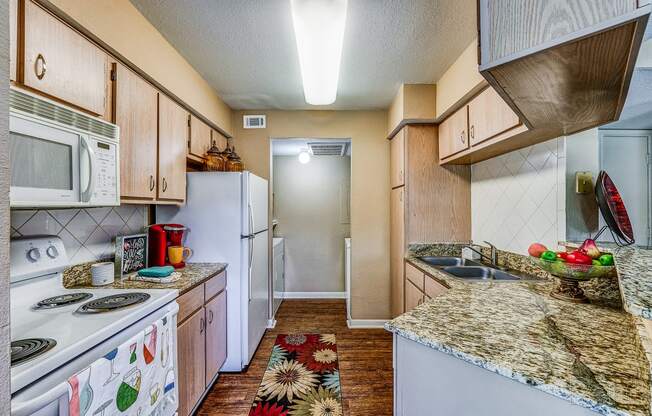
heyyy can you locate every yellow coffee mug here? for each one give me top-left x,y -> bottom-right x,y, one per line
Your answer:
168,246 -> 193,265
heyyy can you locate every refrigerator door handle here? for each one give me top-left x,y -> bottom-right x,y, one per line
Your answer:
248,235 -> 254,302
248,204 -> 254,236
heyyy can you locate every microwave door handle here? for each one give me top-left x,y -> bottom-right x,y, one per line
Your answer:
80,136 -> 96,203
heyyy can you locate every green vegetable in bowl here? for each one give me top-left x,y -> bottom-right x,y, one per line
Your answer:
541,251 -> 557,262
598,253 -> 614,266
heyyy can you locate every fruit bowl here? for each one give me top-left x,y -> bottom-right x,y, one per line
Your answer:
529,257 -> 615,303
529,257 -> 615,280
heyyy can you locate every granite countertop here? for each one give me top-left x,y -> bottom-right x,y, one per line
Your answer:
604,246 -> 652,321
385,244 -> 651,416
65,262 -> 228,295
564,242 -> 652,320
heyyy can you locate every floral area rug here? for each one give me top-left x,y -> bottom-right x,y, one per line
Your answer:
249,334 -> 342,416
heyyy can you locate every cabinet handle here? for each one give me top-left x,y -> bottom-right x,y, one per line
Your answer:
460,130 -> 466,144
149,175 -> 155,191
470,125 -> 475,140
208,310 -> 214,324
162,177 -> 168,192
200,317 -> 205,334
34,54 -> 46,80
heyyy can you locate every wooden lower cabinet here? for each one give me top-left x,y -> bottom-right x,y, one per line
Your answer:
390,187 -> 406,317
404,261 -> 449,312
177,308 -> 206,416
205,290 -> 227,386
405,280 -> 424,312
176,271 -> 227,416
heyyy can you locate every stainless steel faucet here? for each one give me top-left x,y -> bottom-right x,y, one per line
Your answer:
464,241 -> 498,267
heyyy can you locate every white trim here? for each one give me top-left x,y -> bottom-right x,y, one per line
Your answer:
267,319 -> 277,329
347,319 -> 388,329
281,291 -> 347,299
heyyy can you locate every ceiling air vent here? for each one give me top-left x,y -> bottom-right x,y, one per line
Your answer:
243,115 -> 266,129
308,142 -> 349,156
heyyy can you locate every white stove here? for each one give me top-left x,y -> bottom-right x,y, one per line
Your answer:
10,236 -> 179,416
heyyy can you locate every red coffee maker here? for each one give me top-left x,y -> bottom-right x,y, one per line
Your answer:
148,224 -> 187,268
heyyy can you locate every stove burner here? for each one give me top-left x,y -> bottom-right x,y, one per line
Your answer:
11,338 -> 56,366
35,292 -> 93,309
77,293 -> 150,313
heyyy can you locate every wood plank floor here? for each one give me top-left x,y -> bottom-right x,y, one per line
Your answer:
196,299 -> 393,416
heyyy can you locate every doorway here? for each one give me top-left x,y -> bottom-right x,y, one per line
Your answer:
599,129 -> 652,246
270,138 -> 352,315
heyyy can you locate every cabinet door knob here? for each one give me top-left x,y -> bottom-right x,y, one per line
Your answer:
208,310 -> 214,324
460,131 -> 466,144
34,54 -> 46,80
200,317 -> 205,333
162,177 -> 168,192
149,175 -> 155,191
470,125 -> 475,140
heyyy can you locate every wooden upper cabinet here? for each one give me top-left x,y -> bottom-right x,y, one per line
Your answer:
177,308 -> 206,416
23,0 -> 108,116
478,0 -> 647,143
205,290 -> 227,386
468,87 -> 521,146
114,63 -> 158,201
10,0 -> 17,82
189,115 -> 211,159
158,94 -> 188,202
390,128 -> 405,188
438,105 -> 469,160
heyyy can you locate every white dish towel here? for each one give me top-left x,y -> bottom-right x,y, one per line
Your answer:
67,312 -> 177,416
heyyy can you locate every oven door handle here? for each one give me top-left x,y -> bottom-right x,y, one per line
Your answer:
11,380 -> 69,416
80,135 -> 96,203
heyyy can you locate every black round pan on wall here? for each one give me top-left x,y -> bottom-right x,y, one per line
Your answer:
595,170 -> 635,246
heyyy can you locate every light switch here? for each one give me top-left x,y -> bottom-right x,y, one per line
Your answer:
575,171 -> 593,194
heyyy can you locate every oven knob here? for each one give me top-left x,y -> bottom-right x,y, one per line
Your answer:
46,245 -> 59,259
27,248 -> 41,262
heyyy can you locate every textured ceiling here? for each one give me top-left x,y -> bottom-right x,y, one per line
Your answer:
130,0 -> 477,110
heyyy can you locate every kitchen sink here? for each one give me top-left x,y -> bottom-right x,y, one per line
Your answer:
418,256 -> 482,267
442,266 -> 524,281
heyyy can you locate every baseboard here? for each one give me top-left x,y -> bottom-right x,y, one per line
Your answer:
347,319 -> 388,329
282,291 -> 347,299
267,318 -> 277,329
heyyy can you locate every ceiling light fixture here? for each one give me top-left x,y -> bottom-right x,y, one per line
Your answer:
290,0 -> 348,106
298,150 -> 311,164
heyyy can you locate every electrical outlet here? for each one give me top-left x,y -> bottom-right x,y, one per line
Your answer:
575,171 -> 593,194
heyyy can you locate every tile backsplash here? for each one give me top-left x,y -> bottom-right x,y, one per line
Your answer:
471,138 -> 566,255
10,205 -> 147,265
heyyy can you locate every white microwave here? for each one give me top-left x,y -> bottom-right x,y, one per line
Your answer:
9,88 -> 120,208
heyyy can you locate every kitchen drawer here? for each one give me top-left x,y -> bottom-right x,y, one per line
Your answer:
424,276 -> 448,299
405,262 -> 424,291
204,270 -> 226,302
177,284 -> 204,323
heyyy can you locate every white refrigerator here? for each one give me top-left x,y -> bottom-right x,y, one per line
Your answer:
157,171 -> 269,371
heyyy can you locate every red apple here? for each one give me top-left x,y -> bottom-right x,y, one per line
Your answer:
528,243 -> 548,258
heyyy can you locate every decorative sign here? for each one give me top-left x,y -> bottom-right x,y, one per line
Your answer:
115,234 -> 148,279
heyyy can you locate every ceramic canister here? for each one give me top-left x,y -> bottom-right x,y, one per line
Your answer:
91,262 -> 115,286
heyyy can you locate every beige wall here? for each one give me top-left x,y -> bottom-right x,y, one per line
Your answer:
436,39 -> 487,119
233,110 -> 390,319
47,0 -> 233,135
273,155 -> 351,293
